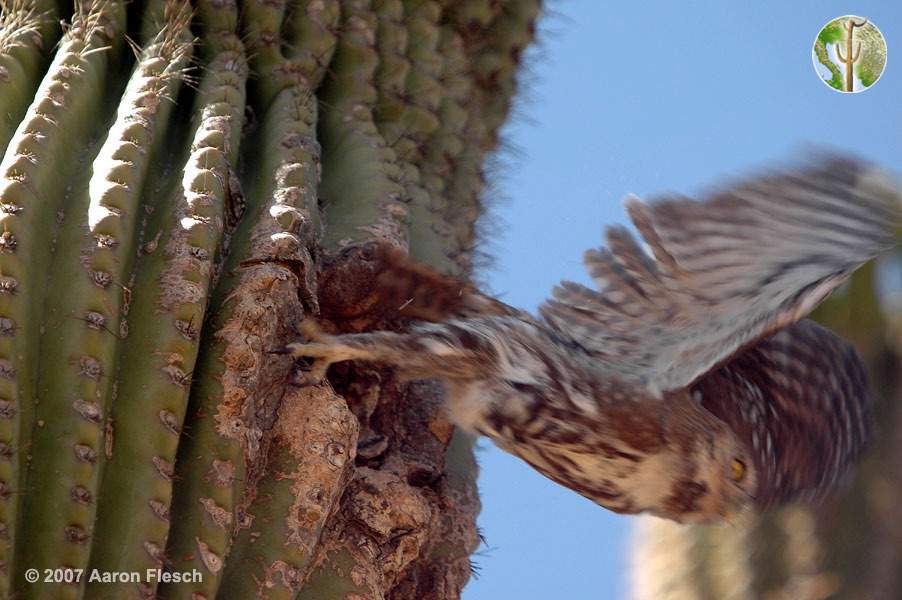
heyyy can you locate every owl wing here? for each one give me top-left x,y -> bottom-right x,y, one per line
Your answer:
540,155 -> 899,393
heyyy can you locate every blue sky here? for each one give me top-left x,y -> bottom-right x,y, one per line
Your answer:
464,2 -> 902,599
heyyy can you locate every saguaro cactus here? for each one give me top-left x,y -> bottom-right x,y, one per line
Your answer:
836,17 -> 867,92
0,0 -> 540,598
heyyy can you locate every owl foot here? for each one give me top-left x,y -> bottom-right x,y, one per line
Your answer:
271,319 -> 368,385
290,355 -> 331,386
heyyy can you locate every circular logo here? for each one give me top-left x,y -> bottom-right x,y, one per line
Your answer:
812,16 -> 887,93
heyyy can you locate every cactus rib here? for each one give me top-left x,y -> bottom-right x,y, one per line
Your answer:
318,0 -> 407,250
0,0 -> 60,155
0,1 -> 128,595
161,83 -> 318,600
20,5 -> 193,598
215,386 -> 358,599
84,17 -> 250,600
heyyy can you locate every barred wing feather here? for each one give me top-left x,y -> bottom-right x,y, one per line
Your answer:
539,156 -> 900,393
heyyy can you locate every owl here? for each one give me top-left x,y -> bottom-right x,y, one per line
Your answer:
283,155 -> 900,523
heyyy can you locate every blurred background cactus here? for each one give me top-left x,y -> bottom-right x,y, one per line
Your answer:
0,0 -> 539,598
632,258 -> 902,600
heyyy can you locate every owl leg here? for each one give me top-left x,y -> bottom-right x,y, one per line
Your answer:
278,319 -> 489,384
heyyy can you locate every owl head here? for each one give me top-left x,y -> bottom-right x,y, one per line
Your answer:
693,321 -> 876,513
656,412 -> 759,524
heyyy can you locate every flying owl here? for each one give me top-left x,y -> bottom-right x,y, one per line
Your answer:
283,156 -> 900,523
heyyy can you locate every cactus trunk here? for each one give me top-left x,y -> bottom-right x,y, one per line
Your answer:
0,0 -> 540,598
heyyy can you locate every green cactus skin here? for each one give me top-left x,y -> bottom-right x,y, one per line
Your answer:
473,0 -> 540,139
242,0 -> 339,110
300,546 -> 382,599
283,0 -> 340,89
373,0 -> 442,164
17,4 -> 192,597
192,0 -> 237,53
151,0 -> 251,583
0,0 -> 60,155
84,25 -> 248,600
442,0 -> 540,273
241,0 -> 292,109
410,27 -> 470,275
207,87 -> 326,598
396,0 -> 442,159
373,0 -> 409,127
441,0 -> 497,29
216,386 -> 358,599
372,0 -> 454,273
156,2 -> 330,589
414,428 -> 482,594
0,0 -> 539,597
318,0 -> 407,250
0,1 -> 128,595
161,83 -> 319,599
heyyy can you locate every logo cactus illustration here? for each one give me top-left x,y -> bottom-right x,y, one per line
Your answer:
836,17 -> 867,91
812,15 -> 887,93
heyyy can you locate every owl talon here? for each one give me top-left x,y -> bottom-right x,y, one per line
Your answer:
269,318 -> 338,359
280,335 -> 364,386
292,360 -> 329,386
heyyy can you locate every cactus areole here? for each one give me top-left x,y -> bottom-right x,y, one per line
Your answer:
0,0 -> 540,597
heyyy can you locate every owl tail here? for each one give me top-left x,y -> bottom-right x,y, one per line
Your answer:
317,242 -> 516,327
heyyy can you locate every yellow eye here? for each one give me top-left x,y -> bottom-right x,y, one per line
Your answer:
731,459 -> 746,482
